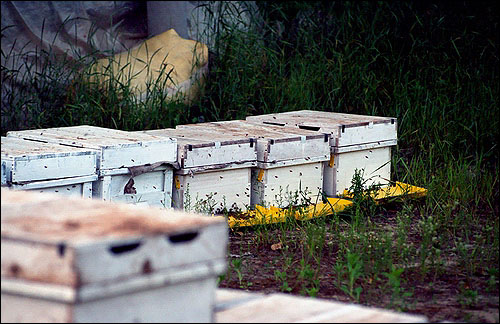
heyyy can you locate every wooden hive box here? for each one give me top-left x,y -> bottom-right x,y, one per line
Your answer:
140,128 -> 257,213
1,188 -> 228,323
7,126 -> 177,208
1,136 -> 98,198
246,110 -> 397,197
176,120 -> 331,208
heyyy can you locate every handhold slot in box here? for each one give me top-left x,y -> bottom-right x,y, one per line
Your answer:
168,232 -> 199,243
109,241 -> 142,254
298,125 -> 320,131
263,121 -> 285,126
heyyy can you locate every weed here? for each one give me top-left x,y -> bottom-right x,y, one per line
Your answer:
340,251 -> 364,302
382,265 -> 413,311
275,256 -> 293,292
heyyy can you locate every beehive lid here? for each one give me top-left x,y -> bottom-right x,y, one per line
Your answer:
1,136 -> 97,184
143,128 -> 257,169
1,188 -> 227,296
7,125 -> 177,171
176,120 -> 330,165
246,110 -> 397,148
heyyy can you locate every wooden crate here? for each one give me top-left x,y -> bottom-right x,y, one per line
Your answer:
1,188 -> 228,323
176,120 -> 330,207
142,128 -> 257,213
7,126 -> 177,208
246,110 -> 397,197
1,136 -> 97,198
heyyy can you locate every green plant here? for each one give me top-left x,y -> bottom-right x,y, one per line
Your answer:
274,269 -> 292,292
458,286 -> 479,308
340,251 -> 364,302
275,256 -> 293,292
296,259 -> 320,297
382,265 -> 413,311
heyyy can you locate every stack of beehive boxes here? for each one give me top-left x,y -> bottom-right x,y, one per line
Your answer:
246,110 -> 397,197
1,136 -> 98,198
2,110 -> 398,211
139,127 -> 258,212
174,120 -> 331,208
5,125 -> 177,208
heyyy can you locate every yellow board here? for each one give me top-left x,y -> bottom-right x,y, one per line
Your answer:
227,198 -> 353,228
342,181 -> 428,202
218,182 -> 427,228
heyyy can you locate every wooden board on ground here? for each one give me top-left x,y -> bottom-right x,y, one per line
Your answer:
214,289 -> 428,323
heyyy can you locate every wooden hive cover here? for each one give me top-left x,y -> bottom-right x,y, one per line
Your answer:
246,110 -> 397,149
176,120 -> 330,165
143,128 -> 257,169
1,188 -> 227,298
1,136 -> 97,184
7,125 -> 177,171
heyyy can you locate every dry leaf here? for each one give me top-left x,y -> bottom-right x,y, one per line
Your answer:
271,242 -> 282,250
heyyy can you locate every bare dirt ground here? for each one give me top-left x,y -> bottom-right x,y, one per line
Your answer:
218,202 -> 500,323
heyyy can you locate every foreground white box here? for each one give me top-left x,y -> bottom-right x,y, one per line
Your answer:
142,128 -> 257,213
7,126 -> 177,208
1,136 -> 97,198
177,121 -> 330,208
246,110 -> 397,197
1,188 -> 228,323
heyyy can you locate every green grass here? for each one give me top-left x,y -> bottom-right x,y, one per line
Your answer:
2,1 -> 498,320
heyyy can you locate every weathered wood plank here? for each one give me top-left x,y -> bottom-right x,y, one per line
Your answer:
176,120 -> 330,164
174,167 -> 252,212
246,110 -> 397,148
7,126 -> 177,171
214,291 -> 428,323
141,128 -> 257,168
1,188 -> 227,286
251,162 -> 324,207
1,136 -> 97,183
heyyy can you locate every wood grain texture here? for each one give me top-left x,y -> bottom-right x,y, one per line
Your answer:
7,126 -> 177,170
1,136 -> 97,183
1,188 -> 227,287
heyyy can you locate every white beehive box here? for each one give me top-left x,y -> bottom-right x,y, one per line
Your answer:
7,126 -> 177,208
141,128 -> 257,213
246,110 -> 397,197
1,136 -> 97,198
1,188 -> 228,323
176,120 -> 331,208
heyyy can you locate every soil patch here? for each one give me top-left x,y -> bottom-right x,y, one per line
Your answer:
218,201 -> 499,323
